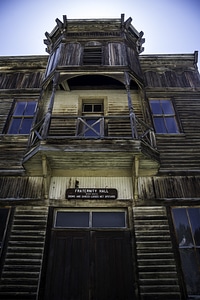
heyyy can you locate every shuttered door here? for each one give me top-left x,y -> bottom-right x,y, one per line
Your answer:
91,231 -> 135,300
44,231 -> 90,300
45,230 -> 134,300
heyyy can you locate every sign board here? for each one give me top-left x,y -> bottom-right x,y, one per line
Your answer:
66,188 -> 118,200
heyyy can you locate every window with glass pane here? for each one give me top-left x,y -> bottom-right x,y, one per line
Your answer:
92,212 -> 126,228
55,212 -> 90,228
149,99 -> 179,133
55,211 -> 126,228
7,101 -> 37,134
172,207 -> 200,296
77,101 -> 104,137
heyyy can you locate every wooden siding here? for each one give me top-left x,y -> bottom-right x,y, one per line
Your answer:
45,41 -> 142,80
127,46 -> 143,79
0,177 -> 43,199
52,90 -> 141,115
140,53 -> 200,173
59,43 -> 82,66
49,177 -> 133,200
138,176 -> 200,200
140,53 -> 200,88
0,137 -> 28,171
0,98 -> 13,133
147,95 -> 200,173
107,43 -> 127,65
0,72 -> 44,89
143,70 -> 200,88
133,206 -> 181,299
49,89 -> 142,137
0,206 -> 48,300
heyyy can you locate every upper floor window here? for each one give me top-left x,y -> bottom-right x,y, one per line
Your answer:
83,46 -> 102,65
149,99 -> 179,134
77,99 -> 104,137
6,100 -> 37,134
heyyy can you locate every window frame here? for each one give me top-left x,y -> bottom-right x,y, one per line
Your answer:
171,206 -> 200,297
54,209 -> 128,229
149,98 -> 181,134
77,97 -> 107,138
4,99 -> 37,135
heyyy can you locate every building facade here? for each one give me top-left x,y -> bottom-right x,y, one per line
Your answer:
0,14 -> 200,300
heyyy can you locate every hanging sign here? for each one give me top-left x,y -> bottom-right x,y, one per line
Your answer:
66,188 -> 118,200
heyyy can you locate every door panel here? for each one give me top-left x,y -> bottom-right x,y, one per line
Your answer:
92,231 -> 134,300
45,231 -> 90,300
44,230 -> 134,300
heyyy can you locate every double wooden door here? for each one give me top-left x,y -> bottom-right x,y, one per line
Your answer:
44,230 -> 135,300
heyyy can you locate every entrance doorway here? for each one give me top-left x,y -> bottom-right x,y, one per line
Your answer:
44,210 -> 135,300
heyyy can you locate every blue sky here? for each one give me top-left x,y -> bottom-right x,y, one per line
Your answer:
0,0 -> 200,63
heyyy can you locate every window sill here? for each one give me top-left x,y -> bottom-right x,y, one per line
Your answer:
155,133 -> 185,137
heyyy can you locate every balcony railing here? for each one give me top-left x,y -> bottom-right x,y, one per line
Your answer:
28,115 -> 157,150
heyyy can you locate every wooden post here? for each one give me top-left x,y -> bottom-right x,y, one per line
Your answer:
133,156 -> 140,201
42,155 -> 49,200
124,72 -> 138,139
41,73 -> 59,139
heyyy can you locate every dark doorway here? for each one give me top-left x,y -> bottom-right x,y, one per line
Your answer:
44,211 -> 135,300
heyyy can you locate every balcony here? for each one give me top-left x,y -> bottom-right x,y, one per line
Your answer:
23,115 -> 159,175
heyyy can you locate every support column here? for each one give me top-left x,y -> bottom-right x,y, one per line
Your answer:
42,155 -> 49,200
124,71 -> 138,139
133,156 -> 140,202
41,73 -> 59,139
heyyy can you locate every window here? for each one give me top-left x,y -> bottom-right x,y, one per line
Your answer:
0,208 -> 9,256
149,99 -> 179,133
55,210 -> 127,228
83,46 -> 102,65
77,100 -> 104,137
172,207 -> 200,296
6,101 -> 37,134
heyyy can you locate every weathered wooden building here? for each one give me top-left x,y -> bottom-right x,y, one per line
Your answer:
0,14 -> 200,300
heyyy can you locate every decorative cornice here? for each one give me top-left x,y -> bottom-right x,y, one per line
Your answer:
43,14 -> 145,54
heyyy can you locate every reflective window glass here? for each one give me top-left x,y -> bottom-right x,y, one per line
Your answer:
55,211 -> 126,228
55,212 -> 89,228
188,208 -> 200,246
172,207 -> 200,295
92,212 -> 125,228
8,119 -> 21,134
161,100 -> 174,114
150,99 -> 179,134
150,100 -> 162,114
165,117 -> 179,133
154,118 -> 167,133
6,101 -> 37,134
25,102 -> 37,115
13,102 -> 26,116
20,119 -> 33,134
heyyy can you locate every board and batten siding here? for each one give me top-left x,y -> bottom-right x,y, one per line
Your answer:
0,71 -> 44,89
0,176 -> 43,199
138,176 -> 200,199
49,177 -> 133,200
0,98 -> 14,133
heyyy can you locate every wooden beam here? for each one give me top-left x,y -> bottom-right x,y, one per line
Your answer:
56,18 -> 63,30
